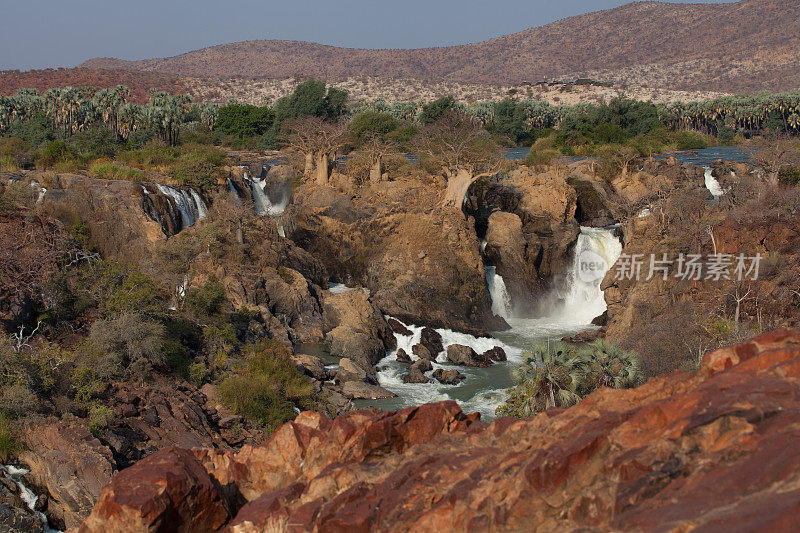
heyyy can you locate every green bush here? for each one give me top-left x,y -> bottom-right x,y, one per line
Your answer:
779,166 -> 800,186
93,261 -> 164,318
88,405 -> 115,435
186,277 -> 227,317
215,104 -> 275,138
89,160 -> 145,181
218,340 -> 313,432
188,362 -> 208,387
674,131 -> 709,150
0,414 -> 20,461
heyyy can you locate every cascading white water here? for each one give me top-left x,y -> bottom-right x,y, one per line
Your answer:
485,266 -> 512,319
704,166 -> 724,197
1,464 -> 59,532
557,227 -> 623,325
373,317 -> 522,419
246,177 -> 289,217
155,184 -> 207,228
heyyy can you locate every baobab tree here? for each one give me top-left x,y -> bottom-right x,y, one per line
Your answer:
413,111 -> 504,207
286,116 -> 347,185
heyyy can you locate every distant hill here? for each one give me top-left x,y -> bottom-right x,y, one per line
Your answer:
0,68 -> 183,104
79,0 -> 800,93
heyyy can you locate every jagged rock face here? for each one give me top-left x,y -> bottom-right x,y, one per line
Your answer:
75,329 -> 800,531
36,174 -> 168,263
566,173 -> 622,227
285,178 -> 504,334
23,382 -> 248,530
601,184 -> 800,375
467,166 -> 581,314
321,289 -> 395,369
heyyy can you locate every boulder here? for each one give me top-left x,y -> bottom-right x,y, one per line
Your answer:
483,346 -> 507,362
410,358 -> 433,374
396,349 -> 412,364
20,421 -> 116,529
387,318 -> 412,336
322,289 -> 395,369
432,368 -> 466,385
290,353 -> 329,381
419,328 -> 444,357
446,344 -> 492,367
338,382 -> 397,400
402,369 -> 431,384
334,358 -> 375,384
411,343 -> 433,360
78,447 -> 232,533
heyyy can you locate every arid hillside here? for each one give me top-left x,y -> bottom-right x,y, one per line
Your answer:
79,0 -> 800,93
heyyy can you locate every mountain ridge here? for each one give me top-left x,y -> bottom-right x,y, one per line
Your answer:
78,0 -> 800,92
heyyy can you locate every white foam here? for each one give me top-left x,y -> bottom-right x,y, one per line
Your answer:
704,166 -> 724,197
485,266 -> 512,319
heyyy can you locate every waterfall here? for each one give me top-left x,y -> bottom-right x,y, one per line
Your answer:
247,177 -> 289,217
485,266 -> 512,319
557,227 -> 622,325
1,464 -> 59,532
704,167 -> 724,197
155,184 -> 208,228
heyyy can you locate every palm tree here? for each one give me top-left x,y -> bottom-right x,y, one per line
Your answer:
496,341 -> 584,418
576,339 -> 643,394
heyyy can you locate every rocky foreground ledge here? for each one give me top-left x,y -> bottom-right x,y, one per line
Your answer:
74,329 -> 800,532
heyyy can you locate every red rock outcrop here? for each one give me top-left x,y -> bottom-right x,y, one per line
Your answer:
76,329 -> 800,532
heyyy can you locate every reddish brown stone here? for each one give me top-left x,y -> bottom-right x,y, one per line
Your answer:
78,330 -> 800,532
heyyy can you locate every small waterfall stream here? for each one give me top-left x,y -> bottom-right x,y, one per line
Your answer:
557,227 -> 623,325
704,166 -> 724,197
154,184 -> 208,228
0,464 -> 59,532
485,266 -> 512,319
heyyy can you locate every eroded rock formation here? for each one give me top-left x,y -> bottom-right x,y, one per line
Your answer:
75,329 -> 800,532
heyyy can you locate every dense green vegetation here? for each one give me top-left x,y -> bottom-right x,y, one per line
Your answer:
496,340 -> 643,418
3,80 -> 800,185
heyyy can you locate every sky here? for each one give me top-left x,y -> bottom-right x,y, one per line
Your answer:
0,0 -> 737,70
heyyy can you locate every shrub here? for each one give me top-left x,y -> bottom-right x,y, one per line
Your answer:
674,131 -> 709,150
186,277 -> 227,318
92,261 -> 164,318
218,340 -> 313,432
188,362 -> 208,386
37,140 -> 81,170
0,180 -> 36,210
215,104 -> 275,138
1,383 -> 39,417
89,160 -> 144,181
88,405 -> 115,435
778,166 -> 800,186
0,414 -> 20,461
89,312 -> 166,379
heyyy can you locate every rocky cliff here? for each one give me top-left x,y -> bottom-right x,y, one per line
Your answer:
73,329 -> 800,532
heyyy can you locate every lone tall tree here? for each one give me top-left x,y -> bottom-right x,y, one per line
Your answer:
414,111 -> 503,207
286,117 -> 347,185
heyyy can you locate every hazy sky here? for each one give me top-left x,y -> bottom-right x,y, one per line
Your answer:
1,0 -> 737,70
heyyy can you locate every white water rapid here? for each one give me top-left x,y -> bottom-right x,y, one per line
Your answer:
0,464 -> 59,532
704,166 -> 724,197
155,184 -> 208,228
367,226 -> 622,419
